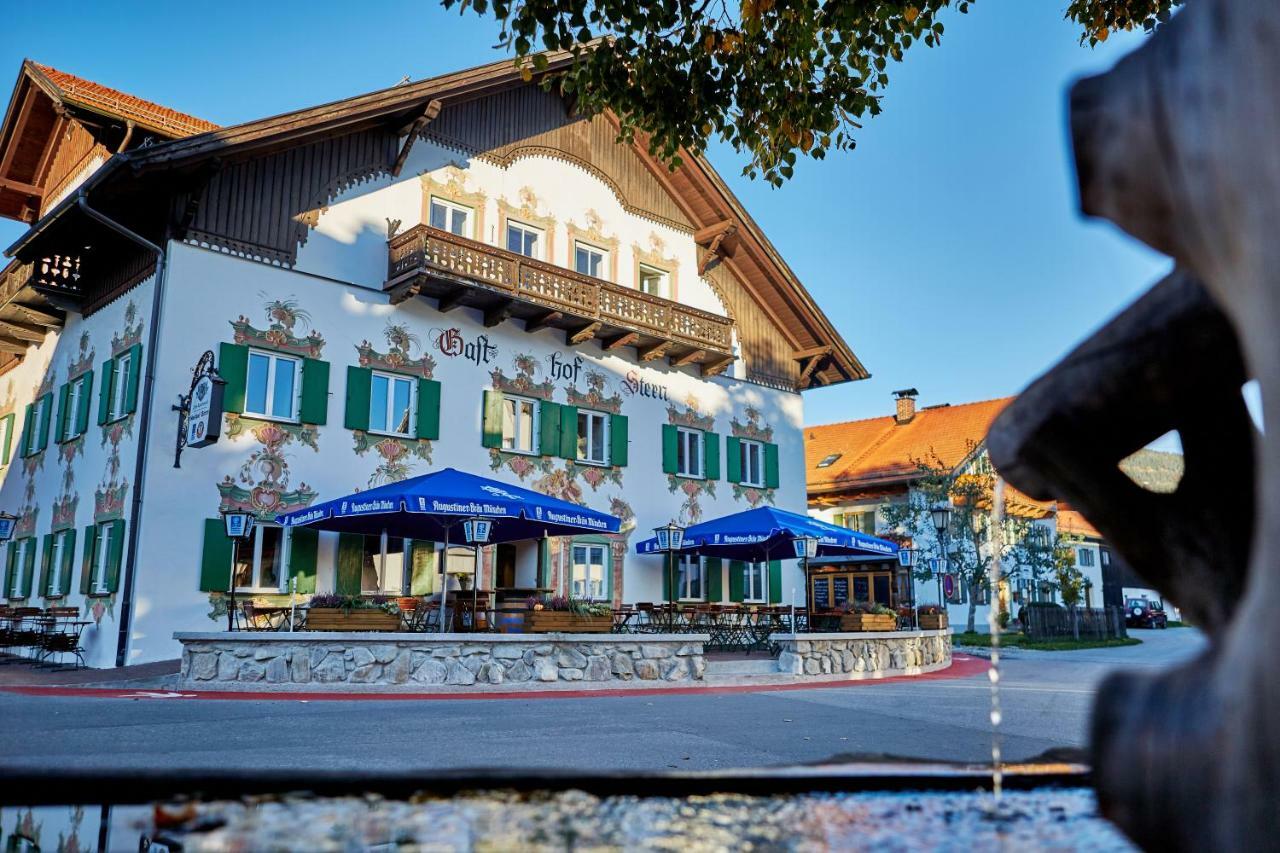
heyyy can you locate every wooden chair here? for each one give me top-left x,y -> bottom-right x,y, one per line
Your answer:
38,607 -> 87,669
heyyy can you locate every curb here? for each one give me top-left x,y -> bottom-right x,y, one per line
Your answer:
0,654 -> 985,701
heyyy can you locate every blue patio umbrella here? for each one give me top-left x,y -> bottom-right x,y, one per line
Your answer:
277,467 -> 621,631
634,506 -> 898,562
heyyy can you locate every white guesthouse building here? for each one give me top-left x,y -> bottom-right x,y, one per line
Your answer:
0,57 -> 865,667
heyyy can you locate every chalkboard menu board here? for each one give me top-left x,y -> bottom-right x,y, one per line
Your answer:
832,576 -> 851,607
811,578 -> 831,610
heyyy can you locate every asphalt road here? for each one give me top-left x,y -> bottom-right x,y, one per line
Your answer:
0,628 -> 1203,773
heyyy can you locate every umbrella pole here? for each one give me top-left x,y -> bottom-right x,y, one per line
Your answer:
439,525 -> 450,634
380,528 -> 388,595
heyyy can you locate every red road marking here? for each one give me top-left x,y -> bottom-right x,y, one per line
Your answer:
0,654 -> 986,702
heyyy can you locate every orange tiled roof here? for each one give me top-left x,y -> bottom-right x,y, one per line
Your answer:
31,62 -> 217,138
1057,508 -> 1102,540
807,397 -> 1013,493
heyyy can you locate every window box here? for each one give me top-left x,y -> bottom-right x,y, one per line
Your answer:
839,613 -> 898,632
523,610 -> 612,633
305,608 -> 402,632
918,612 -> 949,630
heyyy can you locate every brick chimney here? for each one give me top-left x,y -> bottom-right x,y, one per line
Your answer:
893,388 -> 919,425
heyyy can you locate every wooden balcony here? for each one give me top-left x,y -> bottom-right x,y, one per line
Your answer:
385,224 -> 735,371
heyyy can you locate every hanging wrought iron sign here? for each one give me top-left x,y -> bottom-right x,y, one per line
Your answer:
173,350 -> 224,467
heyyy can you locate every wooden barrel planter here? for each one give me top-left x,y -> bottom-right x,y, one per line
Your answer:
918,613 -> 949,630
839,614 -> 898,632
305,609 -> 402,632
524,611 -> 612,633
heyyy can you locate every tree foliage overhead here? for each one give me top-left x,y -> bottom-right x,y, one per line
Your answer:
444,0 -> 1181,185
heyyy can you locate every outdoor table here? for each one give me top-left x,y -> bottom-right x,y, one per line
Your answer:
611,607 -> 637,634
241,604 -> 293,631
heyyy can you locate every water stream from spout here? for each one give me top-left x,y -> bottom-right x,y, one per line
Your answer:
988,477 -> 1007,807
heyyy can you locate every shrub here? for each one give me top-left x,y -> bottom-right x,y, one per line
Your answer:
307,594 -> 398,615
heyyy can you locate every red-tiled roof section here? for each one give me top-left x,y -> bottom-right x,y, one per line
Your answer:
1057,508 -> 1102,540
807,397 -> 1013,492
32,63 -> 217,138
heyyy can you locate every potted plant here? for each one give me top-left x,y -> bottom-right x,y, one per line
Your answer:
839,601 -> 898,632
917,604 -> 949,630
305,594 -> 402,631
523,596 -> 613,633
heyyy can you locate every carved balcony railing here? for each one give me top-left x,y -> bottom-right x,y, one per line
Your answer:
386,224 -> 735,368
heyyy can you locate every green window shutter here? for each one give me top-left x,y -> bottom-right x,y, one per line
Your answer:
218,343 -> 249,415
59,529 -> 76,596
768,560 -> 783,604
481,389 -> 504,448
97,358 -> 116,425
299,358 -> 330,425
729,560 -> 746,603
79,525 -> 97,595
38,534 -> 52,597
336,533 -> 364,595
705,557 -> 723,603
55,382 -> 71,443
18,403 -> 32,457
410,540 -> 437,595
3,543 -> 14,598
344,366 -> 372,431
1,412 -> 14,465
556,404 -> 577,459
609,414 -> 628,467
764,442 -> 780,489
661,424 -> 678,474
416,378 -> 441,440
538,401 -> 562,457
75,372 -> 93,436
199,518 -> 234,592
21,538 -> 36,597
37,393 -> 53,451
105,519 -> 125,593
287,527 -> 319,594
122,343 -> 143,416
726,436 -> 742,484
704,431 -> 721,480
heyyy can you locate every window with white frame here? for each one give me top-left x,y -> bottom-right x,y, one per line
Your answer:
743,561 -> 767,602
1077,547 -> 1096,567
361,532 -> 407,594
90,523 -> 113,594
638,264 -> 669,298
506,221 -> 542,259
739,439 -> 764,487
9,538 -> 30,596
501,394 -> 539,454
244,350 -> 300,422
65,374 -> 88,439
429,197 -> 472,237
677,555 -> 704,600
109,349 -> 133,422
574,242 -> 607,279
676,427 -> 703,478
576,409 -> 608,465
232,524 -> 288,591
369,371 -> 416,437
48,529 -> 72,596
571,543 -> 608,600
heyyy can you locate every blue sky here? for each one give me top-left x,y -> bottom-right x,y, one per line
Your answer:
2,0 -> 1170,428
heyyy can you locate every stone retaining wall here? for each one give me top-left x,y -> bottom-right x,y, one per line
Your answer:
174,632 -> 708,690
772,630 -> 952,678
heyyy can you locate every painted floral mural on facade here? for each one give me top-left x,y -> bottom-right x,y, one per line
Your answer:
353,323 -> 437,486
667,396 -> 717,524
563,368 -> 625,492
730,405 -> 777,508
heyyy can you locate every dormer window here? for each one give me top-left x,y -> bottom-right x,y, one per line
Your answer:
817,453 -> 842,468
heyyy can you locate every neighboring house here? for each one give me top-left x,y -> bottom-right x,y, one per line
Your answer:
0,55 -> 866,666
806,391 -> 1134,630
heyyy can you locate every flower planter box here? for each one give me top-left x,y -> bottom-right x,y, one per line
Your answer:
524,611 -> 612,633
919,613 -> 949,630
305,609 -> 401,632
839,614 -> 898,632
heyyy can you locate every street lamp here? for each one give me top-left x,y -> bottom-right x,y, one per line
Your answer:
461,516 -> 493,631
931,502 -> 952,609
898,546 -> 919,628
220,508 -> 256,632
793,535 -> 819,632
654,522 -> 686,608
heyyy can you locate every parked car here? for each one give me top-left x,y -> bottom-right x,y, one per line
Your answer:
1125,598 -> 1168,629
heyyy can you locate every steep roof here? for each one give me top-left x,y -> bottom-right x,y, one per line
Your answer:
28,62 -> 218,138
807,397 -> 1013,494
1057,507 -> 1102,540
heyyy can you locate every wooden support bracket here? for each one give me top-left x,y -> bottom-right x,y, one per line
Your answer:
525,310 -> 562,334
604,331 -> 639,351
0,337 -> 28,355
0,320 -> 46,342
639,340 -> 674,362
386,280 -> 421,306
390,99 -> 443,177
672,349 -> 704,367
483,299 -> 516,328
798,353 -> 829,387
568,321 -> 602,346
436,287 -> 469,313
702,355 -> 734,376
9,304 -> 60,327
